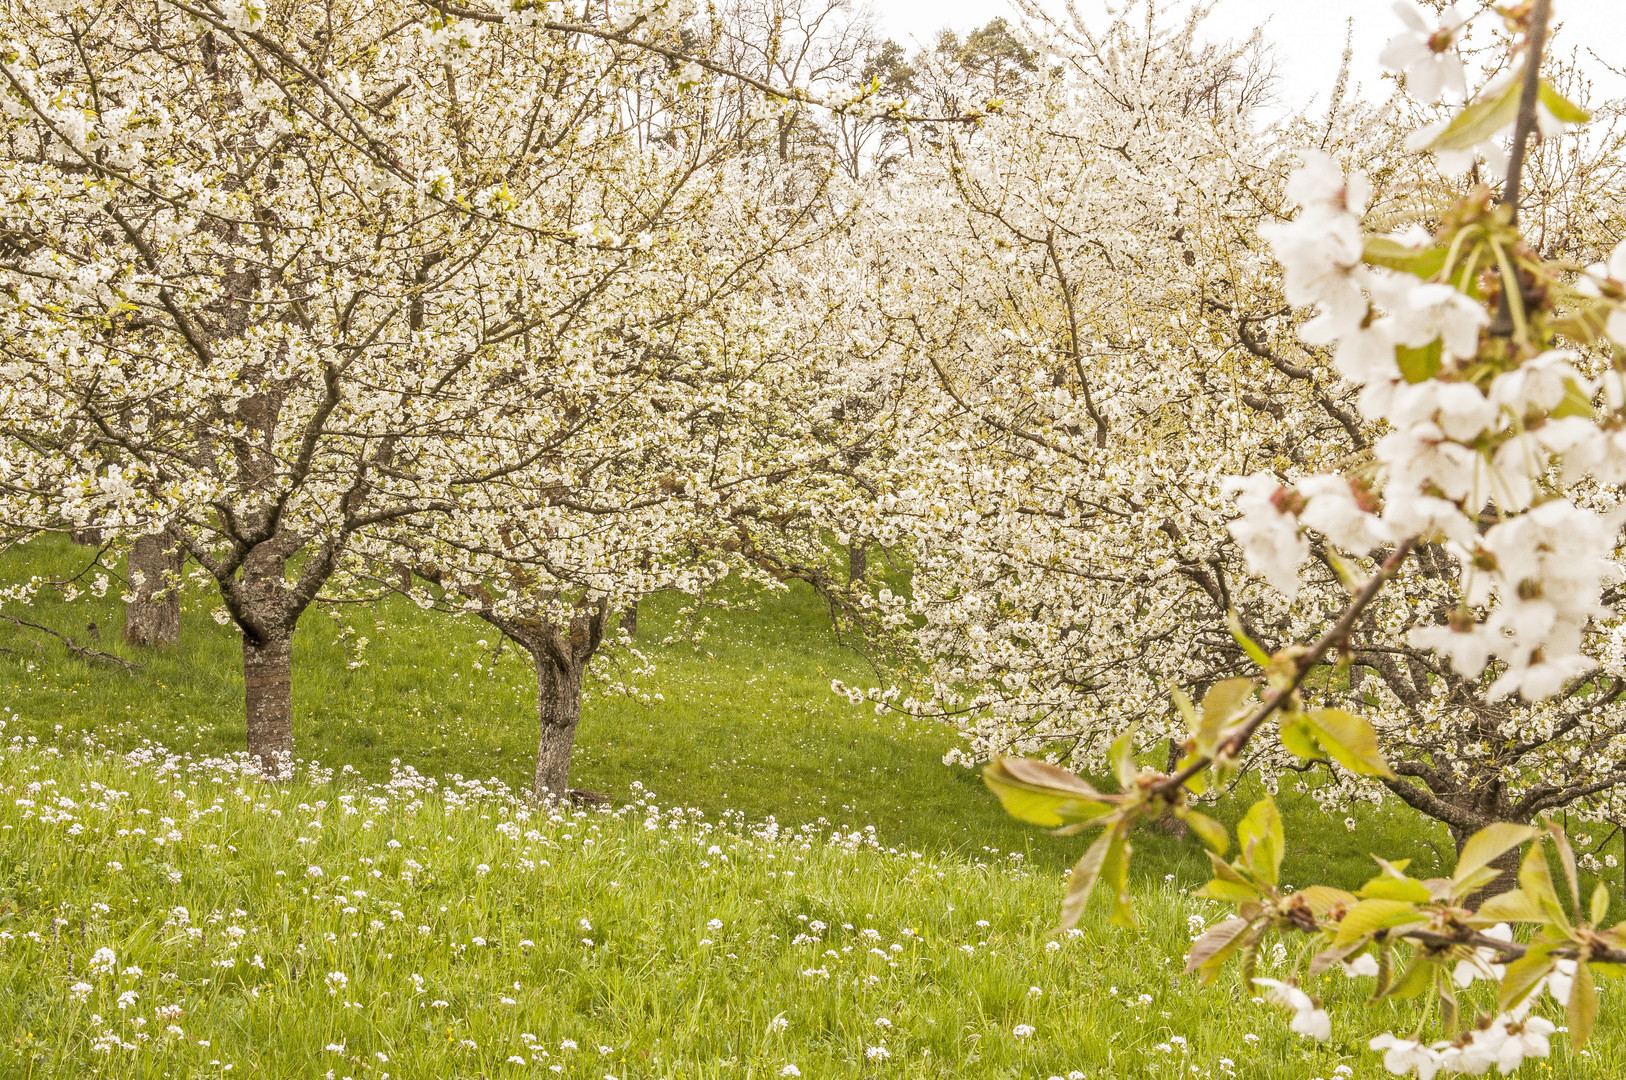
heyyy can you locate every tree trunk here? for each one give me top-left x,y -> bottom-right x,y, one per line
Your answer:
124,533 -> 181,647
243,630 -> 293,776
848,542 -> 867,584
69,526 -> 102,546
533,651 -> 585,800
620,601 -> 638,638
241,547 -> 293,776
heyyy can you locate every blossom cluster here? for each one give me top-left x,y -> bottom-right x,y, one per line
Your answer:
1227,4 -> 1625,701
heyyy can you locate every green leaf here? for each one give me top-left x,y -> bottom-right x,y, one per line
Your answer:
1519,841 -> 1569,927
1499,948 -> 1555,1012
1440,982 -> 1461,1037
1474,887 -> 1548,924
1201,678 -> 1255,728
1198,877 -> 1265,904
1309,940 -> 1363,976
1428,73 -> 1523,152
1363,237 -> 1447,279
1538,79 -> 1590,125
1371,938 -> 1394,1000
1172,686 -> 1198,731
1197,851 -> 1262,903
1185,915 -> 1253,982
1237,797 -> 1284,887
1333,898 -> 1424,949
1279,712 -> 1324,762
1569,957 -> 1598,1049
1592,882 -> 1610,928
1549,378 -> 1596,420
1548,822 -> 1581,911
983,757 -> 1116,828
1454,865 -> 1506,897
1454,823 -> 1534,887
1385,954 -> 1437,1000
1176,752 -> 1208,796
1226,609 -> 1270,668
1102,830 -> 1136,929
1179,808 -> 1230,855
1360,875 -> 1433,904
1194,679 -> 1255,757
1396,339 -> 1442,383
1058,828 -> 1113,931
1323,549 -> 1368,594
1108,729 -> 1138,791
1295,885 -> 1357,919
1308,708 -> 1396,778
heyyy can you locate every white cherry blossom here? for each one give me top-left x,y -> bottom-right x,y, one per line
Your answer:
1379,3 -> 1469,103
1369,1033 -> 1443,1079
1224,476 -> 1310,599
1251,979 -> 1330,1041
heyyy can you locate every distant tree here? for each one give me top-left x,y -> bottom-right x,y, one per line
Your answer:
828,38 -> 917,178
956,17 -> 1037,97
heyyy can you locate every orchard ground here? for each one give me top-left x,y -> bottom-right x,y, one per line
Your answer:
2,535 -> 1625,1077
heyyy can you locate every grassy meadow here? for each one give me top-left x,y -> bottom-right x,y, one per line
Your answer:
2,535 -> 1625,1077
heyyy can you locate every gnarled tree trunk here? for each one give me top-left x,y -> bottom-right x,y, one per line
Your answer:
848,542 -> 867,584
468,599 -> 609,802
125,533 -> 181,647
620,601 -> 638,638
533,650 -> 586,799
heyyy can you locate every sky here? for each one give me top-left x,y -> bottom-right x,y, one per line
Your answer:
873,0 -> 1626,115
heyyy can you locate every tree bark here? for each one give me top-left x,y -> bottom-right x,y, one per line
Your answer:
240,547 -> 294,776
848,542 -> 867,584
620,601 -> 638,638
243,630 -> 293,775
124,533 -> 181,647
533,651 -> 585,800
69,527 -> 102,546
462,596 -> 607,803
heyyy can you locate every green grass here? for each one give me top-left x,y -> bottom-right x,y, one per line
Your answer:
0,536 -> 1494,891
2,744 -> 1623,1079
4,535 -> 1626,1077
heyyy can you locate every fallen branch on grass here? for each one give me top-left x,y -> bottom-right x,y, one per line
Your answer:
0,613 -> 143,671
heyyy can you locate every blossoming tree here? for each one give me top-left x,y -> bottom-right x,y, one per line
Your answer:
333,0 -> 914,800
838,0 -> 1626,864
0,0 -> 866,773
985,1 -> 1626,1073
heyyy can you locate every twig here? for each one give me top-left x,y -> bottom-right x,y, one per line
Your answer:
0,613 -> 143,671
1150,540 -> 1415,800
1489,0 -> 1552,337
1377,925 -> 1626,968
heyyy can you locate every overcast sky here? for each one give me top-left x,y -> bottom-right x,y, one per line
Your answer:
873,1 -> 1626,115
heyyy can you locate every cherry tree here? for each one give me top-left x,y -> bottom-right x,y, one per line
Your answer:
841,3 -> 1342,758
982,1 -> 1626,1072
378,259 -> 886,799
322,1 -> 914,800
0,0 -> 857,773
838,0 -> 1626,859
